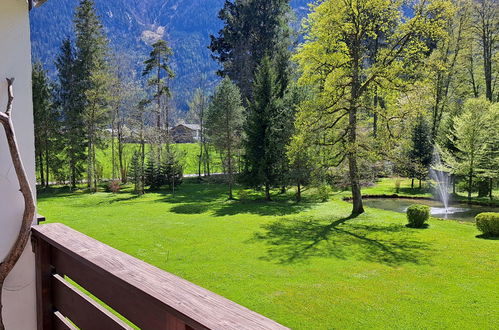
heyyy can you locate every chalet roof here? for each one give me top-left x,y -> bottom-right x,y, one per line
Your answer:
181,124 -> 201,131
30,0 -> 48,9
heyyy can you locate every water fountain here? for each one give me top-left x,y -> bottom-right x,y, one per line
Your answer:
429,149 -> 468,218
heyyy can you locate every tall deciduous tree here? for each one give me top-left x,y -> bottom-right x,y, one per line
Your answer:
294,0 -> 451,215
142,39 -> 175,158
206,78 -> 244,199
209,0 -> 292,100
473,0 -> 498,102
187,88 -> 211,179
446,98 -> 497,201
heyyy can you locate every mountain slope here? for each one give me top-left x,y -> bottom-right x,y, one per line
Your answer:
30,0 -> 310,110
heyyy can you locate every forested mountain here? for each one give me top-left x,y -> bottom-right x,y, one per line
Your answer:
30,0 -> 310,110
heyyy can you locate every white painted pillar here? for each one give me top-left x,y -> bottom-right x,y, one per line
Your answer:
0,0 -> 37,329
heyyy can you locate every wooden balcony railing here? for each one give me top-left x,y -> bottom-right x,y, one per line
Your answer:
31,223 -> 288,330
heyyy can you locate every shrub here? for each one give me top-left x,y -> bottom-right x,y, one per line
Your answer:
395,178 -> 401,193
406,205 -> 430,228
107,180 -> 121,193
316,184 -> 332,202
475,212 -> 499,237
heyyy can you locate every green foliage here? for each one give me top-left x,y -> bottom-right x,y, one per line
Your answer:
55,38 -> 86,187
243,56 -> 290,199
475,212 -> 499,237
315,184 -> 332,203
445,98 -> 498,200
406,205 -> 431,228
209,0 -> 292,99
206,77 -> 245,199
293,0 -> 452,214
32,62 -> 59,187
408,115 -> 434,181
129,150 -> 144,194
160,149 -> 184,191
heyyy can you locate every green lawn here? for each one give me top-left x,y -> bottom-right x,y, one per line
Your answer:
361,177 -> 499,206
95,142 -> 222,178
37,181 -> 499,329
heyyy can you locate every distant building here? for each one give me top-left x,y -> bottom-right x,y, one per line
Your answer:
171,124 -> 201,143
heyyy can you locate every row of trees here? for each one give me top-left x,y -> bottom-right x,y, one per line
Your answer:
33,0 -> 498,215
204,0 -> 498,213
33,0 -> 183,194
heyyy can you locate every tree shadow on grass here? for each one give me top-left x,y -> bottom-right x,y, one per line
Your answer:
252,215 -> 432,266
170,204 -> 211,214
213,200 -> 312,217
169,199 -> 313,217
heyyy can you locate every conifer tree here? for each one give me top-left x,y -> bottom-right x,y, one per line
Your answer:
32,62 -> 57,188
55,38 -> 85,188
243,56 -> 286,200
142,39 -> 175,159
210,0 -> 292,100
130,150 -> 144,195
409,115 -> 434,188
73,0 -> 111,191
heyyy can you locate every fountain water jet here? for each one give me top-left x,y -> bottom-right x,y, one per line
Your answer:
430,149 -> 451,212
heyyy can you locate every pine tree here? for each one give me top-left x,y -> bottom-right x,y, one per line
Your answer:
205,78 -> 244,199
32,62 -> 57,188
55,38 -> 86,188
142,39 -> 175,159
130,150 -> 144,195
145,149 -> 161,190
243,56 -> 287,200
409,115 -> 434,188
210,0 -> 292,101
73,0 -> 111,192
160,149 -> 183,195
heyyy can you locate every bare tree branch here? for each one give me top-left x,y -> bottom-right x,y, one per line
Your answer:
0,78 -> 36,330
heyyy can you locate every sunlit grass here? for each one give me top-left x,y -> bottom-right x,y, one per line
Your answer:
37,180 -> 499,329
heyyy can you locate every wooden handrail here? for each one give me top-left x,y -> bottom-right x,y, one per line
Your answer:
31,223 -> 288,330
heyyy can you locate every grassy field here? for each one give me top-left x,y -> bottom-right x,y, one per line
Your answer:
37,179 -> 499,329
361,177 -> 499,205
95,142 -> 222,178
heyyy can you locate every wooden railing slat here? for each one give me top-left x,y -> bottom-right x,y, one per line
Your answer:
52,274 -> 133,330
32,223 -> 289,330
52,247 -> 194,330
53,312 -> 77,330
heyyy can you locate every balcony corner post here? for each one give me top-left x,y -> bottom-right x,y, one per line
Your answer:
34,236 -> 53,330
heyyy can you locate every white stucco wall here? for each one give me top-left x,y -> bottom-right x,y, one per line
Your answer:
0,0 -> 37,329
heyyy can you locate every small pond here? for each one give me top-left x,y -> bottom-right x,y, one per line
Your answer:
362,198 -> 498,222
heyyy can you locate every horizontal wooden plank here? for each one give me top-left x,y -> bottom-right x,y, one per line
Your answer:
32,224 -> 288,330
52,274 -> 133,330
54,311 -> 77,330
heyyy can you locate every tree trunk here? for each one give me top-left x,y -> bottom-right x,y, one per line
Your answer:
489,178 -> 493,200
265,183 -> 271,201
468,171 -> 473,203
44,138 -> 49,188
296,183 -> 301,202
38,151 -> 45,187
411,178 -> 414,189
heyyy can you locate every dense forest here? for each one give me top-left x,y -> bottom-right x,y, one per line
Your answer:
32,0 -> 498,215
30,0 -> 310,110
